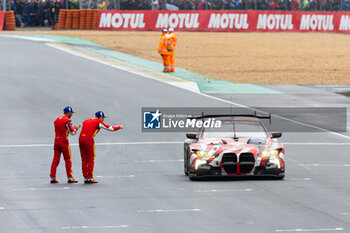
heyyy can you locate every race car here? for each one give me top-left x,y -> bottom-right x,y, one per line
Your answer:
184,114 -> 285,180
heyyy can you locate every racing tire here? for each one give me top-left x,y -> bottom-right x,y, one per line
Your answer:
274,174 -> 285,180
184,149 -> 189,176
188,172 -> 200,181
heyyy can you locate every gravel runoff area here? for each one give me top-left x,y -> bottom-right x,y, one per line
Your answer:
3,30 -> 350,84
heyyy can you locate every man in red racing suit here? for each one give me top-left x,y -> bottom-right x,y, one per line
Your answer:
79,111 -> 123,183
50,106 -> 81,184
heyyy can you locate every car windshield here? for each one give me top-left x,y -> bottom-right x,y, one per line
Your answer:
201,119 -> 268,139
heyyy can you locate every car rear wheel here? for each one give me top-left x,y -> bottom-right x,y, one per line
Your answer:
184,149 -> 190,176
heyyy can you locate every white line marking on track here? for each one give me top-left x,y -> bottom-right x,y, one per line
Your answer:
96,175 -> 135,178
137,209 -> 200,213
0,35 -> 56,42
0,207 -> 5,210
287,178 -> 311,181
61,225 -> 128,230
275,228 -> 343,232
13,187 -> 70,191
95,141 -> 183,146
194,189 -> 252,193
283,143 -> 350,145
135,159 -> 184,163
341,213 -> 350,215
1,141 -> 350,148
0,141 -> 183,148
299,164 -> 350,167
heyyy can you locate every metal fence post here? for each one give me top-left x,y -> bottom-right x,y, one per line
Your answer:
66,0 -> 69,9
161,0 -> 166,9
3,0 -> 6,11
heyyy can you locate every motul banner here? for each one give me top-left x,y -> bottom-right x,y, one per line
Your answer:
0,11 -> 4,31
98,10 -> 350,33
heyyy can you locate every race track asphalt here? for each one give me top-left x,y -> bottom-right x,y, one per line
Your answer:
1,36 -> 350,233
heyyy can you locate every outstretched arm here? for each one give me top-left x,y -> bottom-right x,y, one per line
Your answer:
99,121 -> 123,131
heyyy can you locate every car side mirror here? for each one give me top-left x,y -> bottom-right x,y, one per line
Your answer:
186,133 -> 198,139
271,131 -> 282,138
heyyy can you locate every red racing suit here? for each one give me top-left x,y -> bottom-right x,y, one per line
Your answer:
79,118 -> 121,178
50,114 -> 77,178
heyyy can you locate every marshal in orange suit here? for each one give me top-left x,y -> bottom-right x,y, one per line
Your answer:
166,28 -> 178,72
158,29 -> 170,72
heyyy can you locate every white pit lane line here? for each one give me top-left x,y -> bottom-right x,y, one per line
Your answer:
137,209 -> 200,213
134,159 -> 184,163
283,143 -> 350,146
275,228 -> 344,232
95,175 -> 135,178
61,225 -> 128,230
1,142 -> 350,149
13,187 -> 70,191
299,164 -> 350,167
287,178 -> 312,181
0,141 -> 183,148
194,189 -> 252,193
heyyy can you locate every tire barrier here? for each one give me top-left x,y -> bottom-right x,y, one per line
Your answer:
79,9 -> 87,30
4,11 -> 16,30
54,9 -> 99,30
64,10 -> 73,29
72,10 -> 80,29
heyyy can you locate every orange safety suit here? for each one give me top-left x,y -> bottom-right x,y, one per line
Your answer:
167,32 -> 177,72
158,32 -> 170,72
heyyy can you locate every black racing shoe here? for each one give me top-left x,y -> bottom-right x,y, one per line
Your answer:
84,178 -> 98,184
50,177 -> 59,183
67,177 -> 78,183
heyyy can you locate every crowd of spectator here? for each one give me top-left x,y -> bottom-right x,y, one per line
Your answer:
10,0 -> 61,27
167,0 -> 345,11
2,0 -> 348,27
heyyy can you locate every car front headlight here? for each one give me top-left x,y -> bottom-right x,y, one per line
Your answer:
194,159 -> 207,170
196,151 -> 216,158
261,149 -> 279,158
207,151 -> 214,157
269,157 -> 280,168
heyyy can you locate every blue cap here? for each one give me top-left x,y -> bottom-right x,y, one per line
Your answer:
63,106 -> 74,114
95,111 -> 107,118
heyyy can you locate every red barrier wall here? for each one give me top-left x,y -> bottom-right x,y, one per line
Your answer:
98,10 -> 350,33
0,11 -> 4,31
